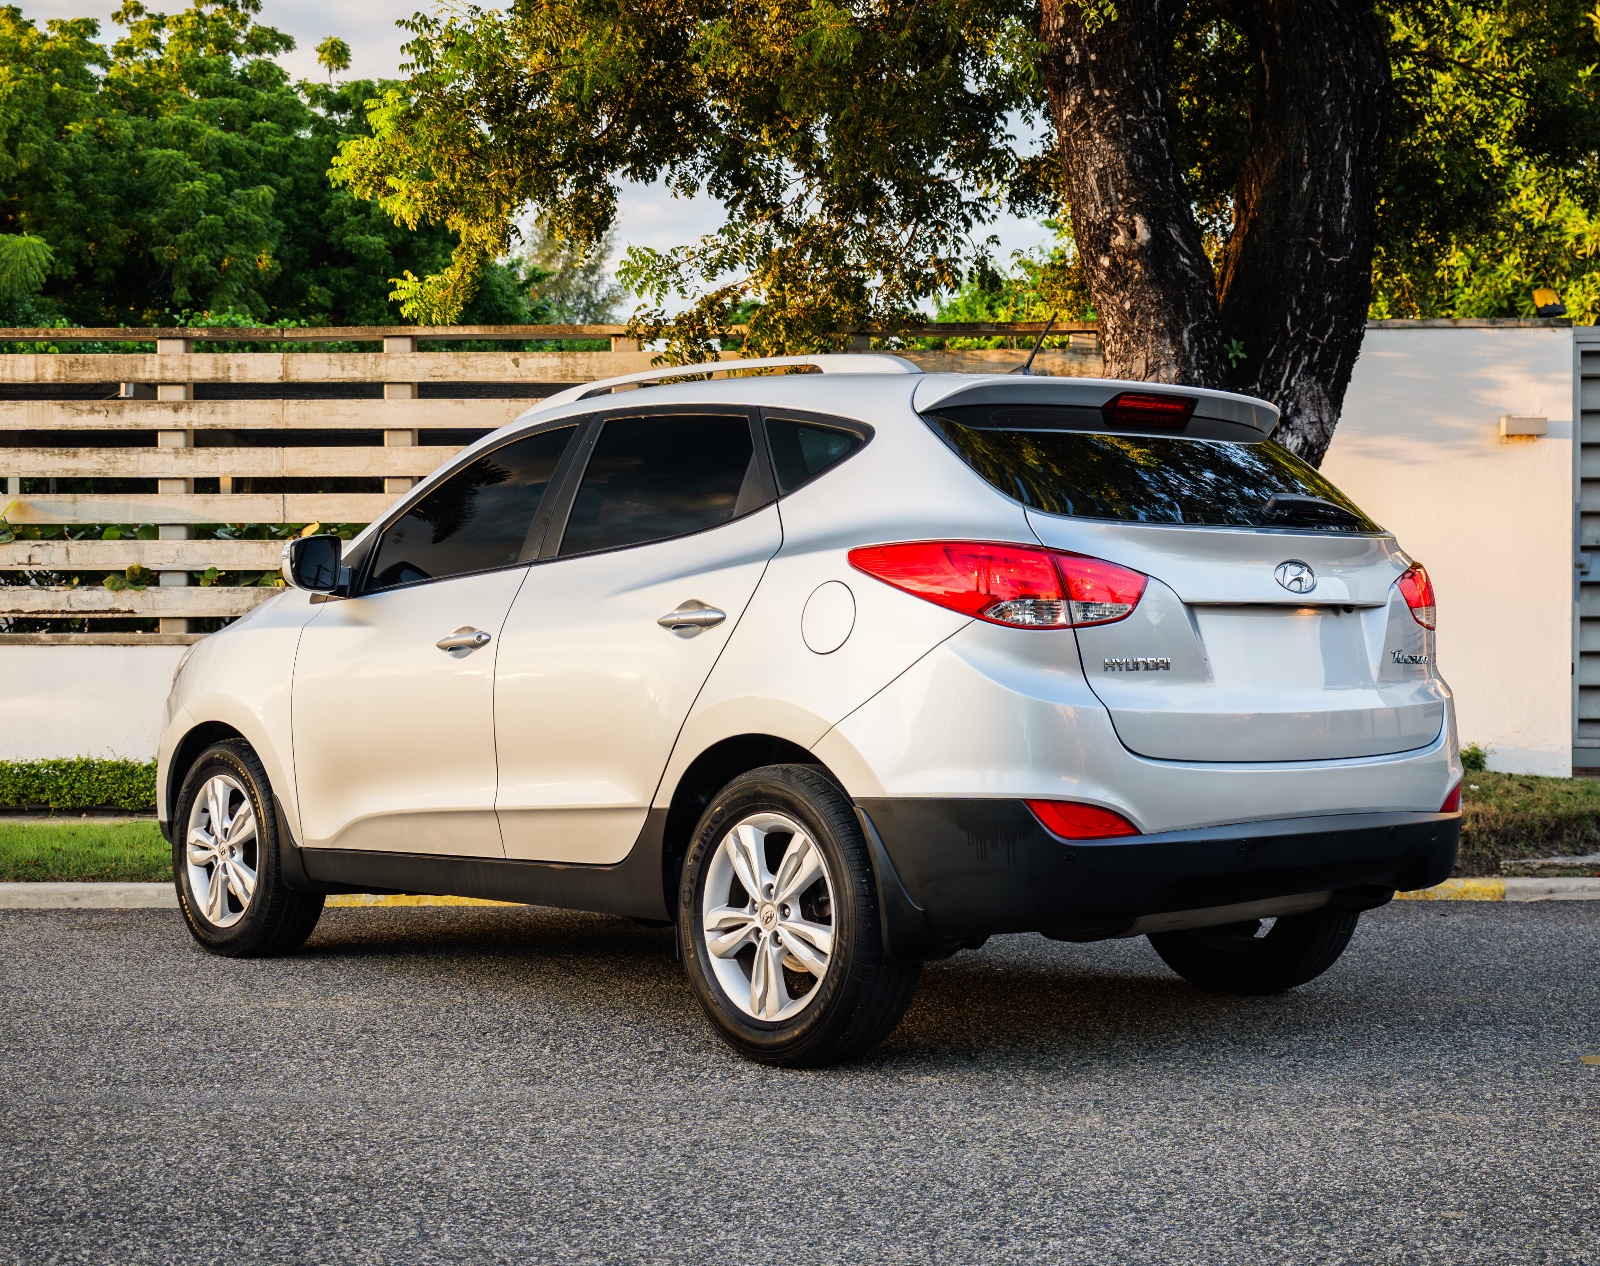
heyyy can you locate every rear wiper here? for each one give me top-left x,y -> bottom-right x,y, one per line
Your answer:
1260,493 -> 1363,528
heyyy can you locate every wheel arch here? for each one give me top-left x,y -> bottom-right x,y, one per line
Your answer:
657,733 -> 832,913
163,721 -> 250,843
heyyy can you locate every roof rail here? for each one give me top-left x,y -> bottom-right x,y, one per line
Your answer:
534,352 -> 922,412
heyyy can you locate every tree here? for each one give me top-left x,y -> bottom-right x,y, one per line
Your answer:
334,0 -> 1600,465
0,0 -> 553,326
315,35 -> 351,84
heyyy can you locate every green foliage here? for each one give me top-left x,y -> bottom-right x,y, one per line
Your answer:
0,0 -> 557,327
0,234 -> 54,299
331,0 -> 1048,350
0,758 -> 156,810
1461,742 -> 1490,772
0,818 -> 167,882
935,218 -> 1096,340
315,35 -> 350,82
1372,0 -> 1600,320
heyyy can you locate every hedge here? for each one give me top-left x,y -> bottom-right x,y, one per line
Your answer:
0,758 -> 157,811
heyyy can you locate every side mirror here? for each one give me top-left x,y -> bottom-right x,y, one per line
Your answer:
281,534 -> 345,593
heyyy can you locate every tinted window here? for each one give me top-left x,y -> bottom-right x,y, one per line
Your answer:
558,414 -> 761,555
766,417 -> 864,493
933,420 -> 1379,532
368,426 -> 575,590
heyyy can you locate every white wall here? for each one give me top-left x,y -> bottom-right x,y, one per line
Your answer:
1325,327 -> 1574,776
0,645 -> 185,760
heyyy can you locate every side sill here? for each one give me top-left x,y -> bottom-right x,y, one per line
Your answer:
288,807 -> 672,921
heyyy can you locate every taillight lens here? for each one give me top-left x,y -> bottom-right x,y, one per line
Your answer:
847,541 -> 1147,628
1440,781 -> 1462,813
1027,799 -> 1140,839
1101,391 -> 1196,431
1396,563 -> 1436,630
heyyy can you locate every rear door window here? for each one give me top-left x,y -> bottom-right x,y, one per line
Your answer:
929,412 -> 1378,532
557,413 -> 765,556
367,425 -> 576,591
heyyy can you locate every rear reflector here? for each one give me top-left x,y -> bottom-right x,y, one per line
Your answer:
1396,563 -> 1436,630
847,541 -> 1147,629
1440,781 -> 1462,813
1101,391 -> 1197,432
1027,799 -> 1140,840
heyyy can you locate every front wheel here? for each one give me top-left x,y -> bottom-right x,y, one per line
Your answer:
678,764 -> 920,1067
1148,907 -> 1361,995
173,740 -> 324,957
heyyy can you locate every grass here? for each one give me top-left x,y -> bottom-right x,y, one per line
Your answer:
0,772 -> 1595,884
0,819 -> 168,882
1458,772 -> 1600,877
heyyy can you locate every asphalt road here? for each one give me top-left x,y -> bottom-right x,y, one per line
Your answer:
2,901 -> 1597,1265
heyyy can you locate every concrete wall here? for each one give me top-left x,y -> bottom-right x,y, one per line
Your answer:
0,644 -> 185,761
1325,326 -> 1575,776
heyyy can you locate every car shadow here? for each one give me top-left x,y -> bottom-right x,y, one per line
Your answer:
287,904 -> 1406,1068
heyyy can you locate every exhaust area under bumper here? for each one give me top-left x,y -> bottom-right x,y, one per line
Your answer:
856,798 -> 1461,960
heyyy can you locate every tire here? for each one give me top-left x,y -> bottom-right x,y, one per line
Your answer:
1147,907 -> 1361,995
678,764 -> 921,1067
173,740 -> 324,957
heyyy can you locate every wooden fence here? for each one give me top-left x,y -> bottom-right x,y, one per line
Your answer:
0,323 -> 1102,644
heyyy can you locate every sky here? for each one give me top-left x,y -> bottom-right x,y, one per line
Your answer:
18,0 -> 1054,304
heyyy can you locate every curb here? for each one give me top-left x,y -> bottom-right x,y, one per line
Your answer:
5,879 -> 1600,911
1396,877 -> 1600,902
0,883 -> 513,910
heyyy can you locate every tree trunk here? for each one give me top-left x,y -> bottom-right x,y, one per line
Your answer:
1217,0 -> 1389,465
1040,0 -> 1389,467
1039,0 -> 1226,387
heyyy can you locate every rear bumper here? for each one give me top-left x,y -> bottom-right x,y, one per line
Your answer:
856,798 -> 1460,960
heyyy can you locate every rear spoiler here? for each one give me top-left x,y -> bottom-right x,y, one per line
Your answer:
911,376 -> 1280,440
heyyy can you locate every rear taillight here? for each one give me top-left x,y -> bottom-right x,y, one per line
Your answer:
1396,563 -> 1436,630
1440,781 -> 1462,813
1101,391 -> 1196,431
847,541 -> 1147,629
1027,799 -> 1141,839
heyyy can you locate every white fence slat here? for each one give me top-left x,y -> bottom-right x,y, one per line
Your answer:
0,351 -> 658,384
0,445 -> 463,479
2,585 -> 277,616
5,493 -> 394,525
0,539 -> 285,570
0,398 -> 533,431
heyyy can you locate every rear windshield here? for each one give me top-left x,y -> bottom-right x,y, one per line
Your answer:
930,418 -> 1380,533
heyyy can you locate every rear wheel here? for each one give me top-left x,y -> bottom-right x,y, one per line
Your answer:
678,764 -> 921,1067
1147,908 -> 1360,995
173,740 -> 324,957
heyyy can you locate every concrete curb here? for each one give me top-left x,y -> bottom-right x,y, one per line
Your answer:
1396,877 -> 1600,902
0,883 -> 514,909
4,879 -> 1600,910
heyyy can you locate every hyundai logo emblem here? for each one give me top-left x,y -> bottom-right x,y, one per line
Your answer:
1275,560 -> 1317,594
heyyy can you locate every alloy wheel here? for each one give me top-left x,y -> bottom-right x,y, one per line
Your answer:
185,773 -> 259,928
700,812 -> 836,1021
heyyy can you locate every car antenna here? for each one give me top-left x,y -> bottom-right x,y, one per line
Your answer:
1010,313 -> 1057,376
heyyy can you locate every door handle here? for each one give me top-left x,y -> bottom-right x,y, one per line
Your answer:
657,600 -> 727,633
437,628 -> 492,651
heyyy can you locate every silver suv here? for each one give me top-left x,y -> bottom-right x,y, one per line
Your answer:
159,355 -> 1462,1066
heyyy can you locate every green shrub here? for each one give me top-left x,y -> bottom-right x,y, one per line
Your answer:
1461,742 -> 1490,773
0,758 -> 156,810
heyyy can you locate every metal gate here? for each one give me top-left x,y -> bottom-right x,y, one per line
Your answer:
1575,326 -> 1600,770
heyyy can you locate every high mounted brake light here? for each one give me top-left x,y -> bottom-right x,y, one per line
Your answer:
1100,391 -> 1197,431
1396,563 -> 1436,630
847,541 -> 1147,629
